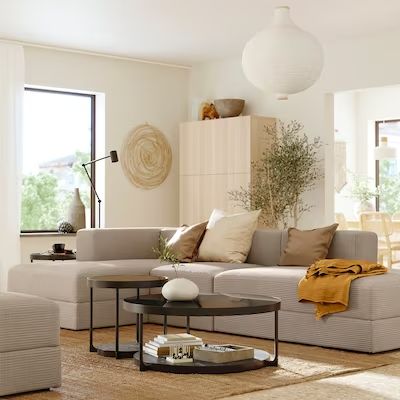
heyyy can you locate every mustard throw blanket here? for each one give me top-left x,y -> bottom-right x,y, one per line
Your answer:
298,259 -> 387,319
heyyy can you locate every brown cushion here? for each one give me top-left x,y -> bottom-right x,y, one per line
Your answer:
279,223 -> 339,266
168,221 -> 208,262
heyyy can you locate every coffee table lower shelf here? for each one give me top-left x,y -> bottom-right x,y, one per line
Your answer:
133,349 -> 277,374
95,343 -> 139,358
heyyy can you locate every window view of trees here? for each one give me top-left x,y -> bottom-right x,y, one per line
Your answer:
22,89 -> 93,231
378,159 -> 400,215
376,120 -> 400,216
21,151 -> 91,231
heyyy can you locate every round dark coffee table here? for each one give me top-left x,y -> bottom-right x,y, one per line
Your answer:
123,293 -> 280,373
87,274 -> 168,359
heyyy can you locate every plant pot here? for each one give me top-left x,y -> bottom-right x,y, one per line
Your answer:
161,278 -> 199,301
214,99 -> 245,118
354,200 -> 375,217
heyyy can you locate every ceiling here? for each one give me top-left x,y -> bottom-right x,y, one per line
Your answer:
0,0 -> 400,66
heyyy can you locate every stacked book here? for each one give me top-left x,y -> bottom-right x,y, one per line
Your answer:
143,333 -> 203,358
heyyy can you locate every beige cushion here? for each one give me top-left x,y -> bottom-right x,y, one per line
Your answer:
214,266 -> 400,320
150,262 -> 248,293
206,209 -> 225,229
279,223 -> 338,266
198,210 -> 261,263
8,259 -> 163,303
167,221 -> 207,262
0,292 -> 59,353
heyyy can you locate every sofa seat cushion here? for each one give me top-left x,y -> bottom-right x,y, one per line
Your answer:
214,267 -> 400,320
8,259 -> 163,303
0,292 -> 59,353
150,262 -> 253,293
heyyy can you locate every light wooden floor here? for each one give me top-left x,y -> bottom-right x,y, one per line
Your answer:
5,325 -> 400,400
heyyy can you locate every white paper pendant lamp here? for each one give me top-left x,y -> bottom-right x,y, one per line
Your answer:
242,6 -> 324,100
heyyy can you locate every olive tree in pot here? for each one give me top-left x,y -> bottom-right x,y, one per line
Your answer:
229,120 -> 322,228
153,237 -> 199,301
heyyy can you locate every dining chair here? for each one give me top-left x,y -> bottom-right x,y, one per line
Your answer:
334,212 -> 349,230
359,212 -> 400,269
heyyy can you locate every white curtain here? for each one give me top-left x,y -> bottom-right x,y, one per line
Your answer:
0,43 -> 24,290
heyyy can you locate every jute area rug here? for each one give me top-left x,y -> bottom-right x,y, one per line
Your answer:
7,324 -> 400,400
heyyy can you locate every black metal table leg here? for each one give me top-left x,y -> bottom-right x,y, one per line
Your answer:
115,288 -> 120,358
186,316 -> 190,334
163,315 -> 168,334
136,288 -> 140,342
270,310 -> 279,366
138,313 -> 145,371
89,287 -> 96,352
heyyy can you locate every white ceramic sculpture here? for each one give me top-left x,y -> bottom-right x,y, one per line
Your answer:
162,278 -> 199,301
67,188 -> 86,232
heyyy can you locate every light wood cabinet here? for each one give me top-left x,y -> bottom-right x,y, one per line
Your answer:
179,115 -> 276,225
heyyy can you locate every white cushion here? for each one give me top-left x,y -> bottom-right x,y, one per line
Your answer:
206,208 -> 225,229
198,209 -> 261,263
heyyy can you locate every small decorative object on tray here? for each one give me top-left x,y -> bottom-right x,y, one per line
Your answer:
193,344 -> 254,363
166,344 -> 193,364
52,243 -> 65,253
200,102 -> 219,120
143,333 -> 203,358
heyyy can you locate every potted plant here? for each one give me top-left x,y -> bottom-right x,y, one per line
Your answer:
153,237 -> 199,301
349,174 -> 378,216
229,120 -> 322,228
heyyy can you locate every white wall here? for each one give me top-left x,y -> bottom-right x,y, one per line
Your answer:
20,46 -> 189,263
189,28 -> 400,228
334,85 -> 400,219
334,91 -> 357,218
25,46 -> 189,227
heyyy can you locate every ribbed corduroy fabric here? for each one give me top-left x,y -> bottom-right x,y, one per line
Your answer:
0,293 -> 61,396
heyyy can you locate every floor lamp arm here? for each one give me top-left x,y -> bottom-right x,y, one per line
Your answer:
82,163 -> 102,228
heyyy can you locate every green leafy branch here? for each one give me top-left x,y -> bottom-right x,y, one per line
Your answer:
229,120 -> 322,228
153,236 -> 180,277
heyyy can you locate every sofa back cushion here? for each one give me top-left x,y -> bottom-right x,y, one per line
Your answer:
246,230 -> 282,266
247,229 -> 377,266
327,230 -> 377,261
77,228 -> 163,261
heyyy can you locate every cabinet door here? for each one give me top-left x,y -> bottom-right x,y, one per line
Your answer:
180,117 -> 251,176
180,173 -> 250,225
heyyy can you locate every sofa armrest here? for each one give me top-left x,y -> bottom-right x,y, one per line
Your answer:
76,228 -> 162,261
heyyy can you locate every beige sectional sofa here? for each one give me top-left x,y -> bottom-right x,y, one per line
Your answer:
8,227 -> 400,353
0,292 -> 61,396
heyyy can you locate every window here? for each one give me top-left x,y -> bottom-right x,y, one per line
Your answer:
375,119 -> 400,214
21,88 -> 95,232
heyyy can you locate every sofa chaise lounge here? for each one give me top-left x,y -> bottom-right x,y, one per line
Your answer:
8,227 -> 400,353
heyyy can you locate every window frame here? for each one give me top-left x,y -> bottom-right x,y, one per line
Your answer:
21,87 -> 96,233
374,118 -> 400,212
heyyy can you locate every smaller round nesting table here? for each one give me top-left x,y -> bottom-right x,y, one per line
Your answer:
30,252 -> 76,262
87,274 -> 168,359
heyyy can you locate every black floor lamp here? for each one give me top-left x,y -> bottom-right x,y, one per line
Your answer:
82,150 -> 119,228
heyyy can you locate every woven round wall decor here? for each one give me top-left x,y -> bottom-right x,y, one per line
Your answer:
121,124 -> 172,189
